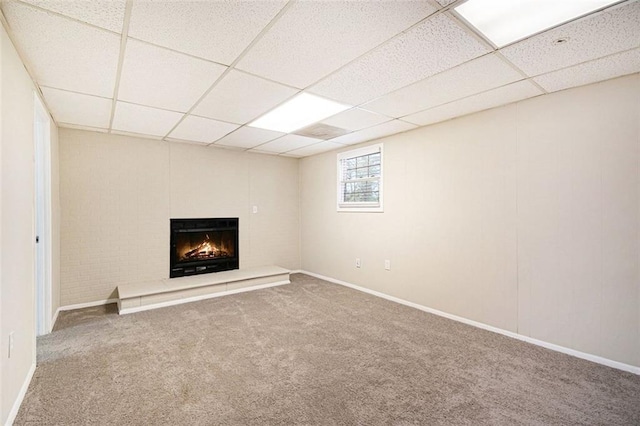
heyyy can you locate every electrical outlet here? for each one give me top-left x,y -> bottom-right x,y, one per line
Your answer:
252,205 -> 258,214
384,260 -> 391,271
355,258 -> 361,268
8,332 -> 14,358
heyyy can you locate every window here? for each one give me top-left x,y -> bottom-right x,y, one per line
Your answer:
337,144 -> 383,212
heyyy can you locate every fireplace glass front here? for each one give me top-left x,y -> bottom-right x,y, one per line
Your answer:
170,218 -> 238,278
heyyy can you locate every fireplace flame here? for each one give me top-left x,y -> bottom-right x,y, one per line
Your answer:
180,234 -> 230,261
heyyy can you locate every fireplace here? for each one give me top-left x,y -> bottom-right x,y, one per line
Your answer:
170,218 -> 239,278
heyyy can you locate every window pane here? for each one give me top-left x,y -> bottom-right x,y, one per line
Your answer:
356,181 -> 369,192
345,158 -> 356,169
338,146 -> 382,209
361,193 -> 374,202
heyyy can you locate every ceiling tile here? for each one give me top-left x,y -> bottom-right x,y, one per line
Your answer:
193,70 -> 298,124
500,1 -> 640,77
118,39 -> 227,113
112,102 -> 183,137
2,1 -> 120,97
321,108 -> 392,132
404,80 -> 542,126
236,1 -> 437,88
41,87 -> 112,129
213,126 -> 284,149
284,141 -> 344,158
328,120 -> 417,146
534,48 -> 640,92
168,116 -> 239,145
250,134 -> 321,154
19,0 -> 126,32
310,13 -> 490,105
363,53 -> 523,118
128,0 -> 287,65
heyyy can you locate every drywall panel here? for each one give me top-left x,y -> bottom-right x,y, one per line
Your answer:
517,75 -> 640,365
245,154 -> 300,270
1,23 -> 58,425
300,74 -> 640,368
60,130 -> 170,304
2,23 -> 36,424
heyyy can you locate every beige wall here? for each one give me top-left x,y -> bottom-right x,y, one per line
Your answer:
59,129 -> 300,305
300,74 -> 640,368
0,23 -> 59,424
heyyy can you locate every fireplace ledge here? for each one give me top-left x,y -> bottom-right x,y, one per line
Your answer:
117,265 -> 290,315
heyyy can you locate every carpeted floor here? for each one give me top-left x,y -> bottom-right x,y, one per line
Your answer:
15,273 -> 640,425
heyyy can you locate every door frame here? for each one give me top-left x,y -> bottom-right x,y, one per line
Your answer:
34,93 -> 52,336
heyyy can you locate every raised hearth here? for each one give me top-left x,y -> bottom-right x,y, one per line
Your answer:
117,265 -> 290,314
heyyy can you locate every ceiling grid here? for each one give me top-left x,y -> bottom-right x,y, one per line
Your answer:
1,0 -> 638,157
107,0 -> 132,131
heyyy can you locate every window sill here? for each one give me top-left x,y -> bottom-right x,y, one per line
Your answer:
337,206 -> 384,213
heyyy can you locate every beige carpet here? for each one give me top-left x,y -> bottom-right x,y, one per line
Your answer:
15,273 -> 640,425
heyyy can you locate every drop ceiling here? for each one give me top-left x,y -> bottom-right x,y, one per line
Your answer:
1,0 -> 639,158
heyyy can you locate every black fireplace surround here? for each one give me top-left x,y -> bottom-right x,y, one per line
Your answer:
170,218 -> 239,278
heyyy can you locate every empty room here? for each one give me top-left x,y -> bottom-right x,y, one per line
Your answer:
1,0 -> 639,424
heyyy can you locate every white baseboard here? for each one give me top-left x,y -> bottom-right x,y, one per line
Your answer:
4,362 -> 36,426
119,280 -> 291,315
289,269 -> 303,274
59,298 -> 118,312
48,300 -> 116,333
300,270 -> 640,376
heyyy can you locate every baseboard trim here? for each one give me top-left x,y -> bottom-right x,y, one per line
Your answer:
300,270 -> 640,376
59,298 -> 118,312
119,280 -> 291,315
48,299 -> 117,334
4,362 -> 36,426
51,307 -> 60,332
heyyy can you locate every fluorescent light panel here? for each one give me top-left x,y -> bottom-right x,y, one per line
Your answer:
249,92 -> 351,133
455,0 -> 620,47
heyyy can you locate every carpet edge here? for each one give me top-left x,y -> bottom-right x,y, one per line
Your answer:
299,270 -> 640,376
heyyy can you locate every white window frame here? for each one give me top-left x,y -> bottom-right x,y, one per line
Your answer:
337,143 -> 383,212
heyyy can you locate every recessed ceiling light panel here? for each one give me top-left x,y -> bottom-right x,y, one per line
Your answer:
248,92 -> 351,133
455,0 -> 620,47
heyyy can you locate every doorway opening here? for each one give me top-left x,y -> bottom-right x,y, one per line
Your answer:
34,93 -> 52,336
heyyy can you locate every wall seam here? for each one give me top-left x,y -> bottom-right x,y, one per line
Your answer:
297,158 -> 302,271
